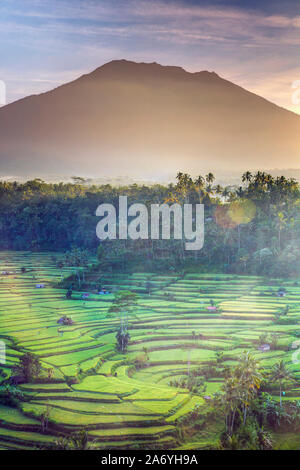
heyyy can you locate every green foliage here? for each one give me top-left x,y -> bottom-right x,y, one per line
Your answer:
109,290 -> 139,314
63,248 -> 89,267
0,384 -> 25,407
220,421 -> 273,450
169,375 -> 207,394
62,248 -> 89,287
216,351 -> 263,437
13,352 -> 42,383
116,329 -> 130,353
54,430 -> 91,450
2,249 -> 300,449
215,351 -> 224,365
0,172 -> 299,277
109,290 -> 138,353
66,287 -> 72,299
0,368 -> 8,381
269,361 -> 295,406
213,352 -> 300,449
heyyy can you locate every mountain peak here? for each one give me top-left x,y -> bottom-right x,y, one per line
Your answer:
0,59 -> 299,178
89,59 -> 186,80
86,59 -> 219,83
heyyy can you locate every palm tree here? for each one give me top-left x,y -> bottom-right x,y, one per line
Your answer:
234,351 -> 263,424
235,186 -> 244,198
221,376 -> 241,436
276,212 -> 286,250
54,430 -> 91,450
194,175 -> 206,203
109,290 -> 139,334
242,171 -> 252,183
219,355 -> 260,435
175,172 -> 193,203
194,175 -> 205,188
214,184 -> 223,196
142,347 -> 149,361
205,172 -> 215,185
222,186 -> 230,201
270,361 -> 294,407
57,260 -> 64,281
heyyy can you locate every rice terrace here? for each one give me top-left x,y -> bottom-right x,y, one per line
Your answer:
1,250 -> 300,450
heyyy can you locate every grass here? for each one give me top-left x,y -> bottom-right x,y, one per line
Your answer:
0,251 -> 300,449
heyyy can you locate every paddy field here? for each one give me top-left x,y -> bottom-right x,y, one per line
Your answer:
0,251 -> 300,450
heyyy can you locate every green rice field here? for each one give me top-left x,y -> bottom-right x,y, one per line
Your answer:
0,251 -> 300,449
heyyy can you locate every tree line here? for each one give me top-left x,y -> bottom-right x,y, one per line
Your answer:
0,171 -> 299,276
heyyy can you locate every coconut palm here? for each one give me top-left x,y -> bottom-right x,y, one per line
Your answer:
235,186 -> 244,198
221,376 -> 241,436
242,171 -> 252,183
234,351 -> 263,424
194,175 -> 206,203
214,184 -> 223,196
205,172 -> 215,185
221,186 -> 231,200
270,361 -> 294,407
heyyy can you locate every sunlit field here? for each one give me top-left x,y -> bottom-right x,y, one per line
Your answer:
0,252 -> 300,450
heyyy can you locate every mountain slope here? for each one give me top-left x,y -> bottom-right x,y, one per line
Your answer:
0,59 -> 299,177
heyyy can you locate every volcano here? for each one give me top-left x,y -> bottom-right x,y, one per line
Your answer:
0,59 -> 299,178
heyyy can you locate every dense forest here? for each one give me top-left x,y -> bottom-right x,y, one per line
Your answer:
0,171 -> 299,277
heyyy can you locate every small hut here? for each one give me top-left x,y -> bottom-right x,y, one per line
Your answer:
258,343 -> 271,352
277,288 -> 287,297
57,315 -> 74,326
204,395 -> 212,401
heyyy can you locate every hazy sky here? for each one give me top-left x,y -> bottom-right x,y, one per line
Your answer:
1,0 -> 300,114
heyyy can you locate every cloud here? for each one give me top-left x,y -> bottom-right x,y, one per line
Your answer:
0,0 -> 299,113
2,0 -> 300,48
